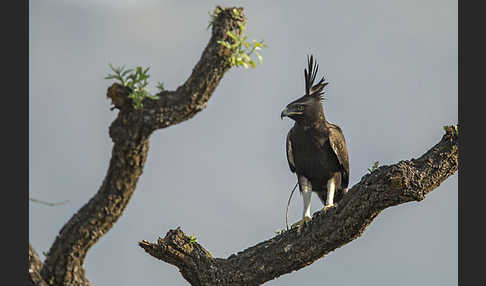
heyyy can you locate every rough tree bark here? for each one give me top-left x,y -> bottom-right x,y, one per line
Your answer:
29,7 -> 247,286
28,6 -> 458,286
138,126 -> 458,286
29,244 -> 49,286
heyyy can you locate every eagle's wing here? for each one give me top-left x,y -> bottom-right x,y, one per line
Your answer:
286,127 -> 296,173
328,123 -> 349,188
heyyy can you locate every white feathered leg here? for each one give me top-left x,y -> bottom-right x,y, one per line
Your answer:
302,186 -> 312,220
323,177 -> 336,212
291,176 -> 313,230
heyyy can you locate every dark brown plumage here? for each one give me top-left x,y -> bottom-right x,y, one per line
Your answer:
281,55 -> 349,228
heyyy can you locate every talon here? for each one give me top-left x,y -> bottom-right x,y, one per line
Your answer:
291,216 -> 312,231
322,204 -> 336,213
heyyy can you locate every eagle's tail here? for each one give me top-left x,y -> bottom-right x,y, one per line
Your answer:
285,182 -> 299,231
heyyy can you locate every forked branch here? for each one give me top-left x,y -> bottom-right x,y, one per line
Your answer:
32,7 -> 247,286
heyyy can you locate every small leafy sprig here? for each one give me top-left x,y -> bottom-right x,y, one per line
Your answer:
443,124 -> 459,135
156,81 -> 165,92
105,64 -> 160,110
274,229 -> 287,235
217,20 -> 266,69
207,6 -> 222,30
188,234 -> 198,244
368,161 -> 379,173
105,64 -> 132,86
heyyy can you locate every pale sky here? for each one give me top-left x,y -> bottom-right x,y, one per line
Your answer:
29,1 -> 457,285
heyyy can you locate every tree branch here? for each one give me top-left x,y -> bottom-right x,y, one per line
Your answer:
29,197 -> 69,206
40,7 -> 246,286
139,126 -> 458,286
29,244 -> 49,286
107,7 -> 246,134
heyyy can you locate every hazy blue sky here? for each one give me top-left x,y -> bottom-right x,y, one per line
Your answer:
29,0 -> 457,285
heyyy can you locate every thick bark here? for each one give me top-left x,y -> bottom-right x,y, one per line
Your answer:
139,126 -> 458,286
31,7 -> 246,286
29,244 -> 49,286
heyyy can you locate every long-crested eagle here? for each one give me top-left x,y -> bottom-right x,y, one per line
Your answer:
281,55 -> 349,229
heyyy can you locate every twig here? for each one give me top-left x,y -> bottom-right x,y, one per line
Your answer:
29,197 -> 69,206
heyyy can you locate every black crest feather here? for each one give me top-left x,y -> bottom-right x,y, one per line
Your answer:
304,55 -> 328,100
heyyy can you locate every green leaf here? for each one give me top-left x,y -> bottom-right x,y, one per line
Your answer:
218,40 -> 232,49
226,31 -> 239,41
188,234 -> 198,244
241,53 -> 251,61
243,41 -> 250,49
256,52 -> 263,64
121,69 -> 133,77
367,161 -> 379,173
237,22 -> 245,32
156,82 -> 165,91
106,63 -> 161,110
257,41 -> 267,49
253,40 -> 263,47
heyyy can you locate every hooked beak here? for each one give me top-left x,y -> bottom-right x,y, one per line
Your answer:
281,107 -> 289,120
281,106 -> 302,120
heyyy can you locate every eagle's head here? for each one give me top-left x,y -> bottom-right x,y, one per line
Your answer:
281,55 -> 328,125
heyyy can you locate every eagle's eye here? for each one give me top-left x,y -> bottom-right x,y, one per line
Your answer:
298,105 -> 304,111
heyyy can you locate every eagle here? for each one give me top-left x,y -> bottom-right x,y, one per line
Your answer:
281,55 -> 349,229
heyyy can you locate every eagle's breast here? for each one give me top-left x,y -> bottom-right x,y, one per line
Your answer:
289,124 -> 341,189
